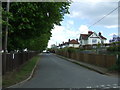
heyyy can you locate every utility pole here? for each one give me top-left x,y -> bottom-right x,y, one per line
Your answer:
4,0 -> 10,53
3,0 -> 10,75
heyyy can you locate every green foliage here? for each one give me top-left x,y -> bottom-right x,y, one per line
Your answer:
107,46 -> 120,52
67,47 -> 76,53
108,54 -> 120,71
2,2 -> 70,52
107,41 -> 120,52
108,64 -> 120,71
3,55 -> 40,87
57,47 -> 77,53
97,43 -> 101,48
79,48 -> 84,51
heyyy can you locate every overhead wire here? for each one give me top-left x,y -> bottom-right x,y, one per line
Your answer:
88,5 -> 120,29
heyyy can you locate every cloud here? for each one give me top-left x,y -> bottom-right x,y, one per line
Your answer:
78,25 -> 90,34
48,25 -> 68,48
109,33 -> 118,36
105,25 -> 118,28
67,20 -> 74,25
67,2 -> 118,27
66,11 -> 80,18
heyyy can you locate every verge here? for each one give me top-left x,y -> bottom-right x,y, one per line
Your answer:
3,54 -> 40,88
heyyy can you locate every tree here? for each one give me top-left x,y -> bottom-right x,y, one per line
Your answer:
2,2 -> 71,52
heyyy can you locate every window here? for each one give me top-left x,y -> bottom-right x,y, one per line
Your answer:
92,39 -> 97,43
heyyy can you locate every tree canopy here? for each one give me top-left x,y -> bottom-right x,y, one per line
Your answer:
2,2 -> 70,52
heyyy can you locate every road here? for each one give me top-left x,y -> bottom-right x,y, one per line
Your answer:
11,53 -> 119,88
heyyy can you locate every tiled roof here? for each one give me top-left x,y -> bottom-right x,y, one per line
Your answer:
69,39 -> 79,44
99,35 -> 107,40
81,34 -> 88,40
80,31 -> 107,40
59,39 -> 79,47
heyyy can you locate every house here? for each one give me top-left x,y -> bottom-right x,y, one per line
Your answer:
51,44 -> 57,49
68,39 -> 79,48
59,39 -> 79,48
79,31 -> 107,46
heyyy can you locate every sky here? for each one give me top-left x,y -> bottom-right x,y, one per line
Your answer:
47,0 -> 119,48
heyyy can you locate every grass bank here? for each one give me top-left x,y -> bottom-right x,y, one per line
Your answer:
3,55 -> 40,88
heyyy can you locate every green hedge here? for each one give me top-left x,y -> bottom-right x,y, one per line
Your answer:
67,47 -> 76,53
107,46 -> 120,51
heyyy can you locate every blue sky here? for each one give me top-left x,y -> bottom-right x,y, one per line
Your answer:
48,0 -> 119,48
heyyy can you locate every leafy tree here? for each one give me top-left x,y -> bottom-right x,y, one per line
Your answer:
2,2 -> 71,52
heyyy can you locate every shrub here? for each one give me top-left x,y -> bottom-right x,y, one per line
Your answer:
67,47 -> 76,53
107,46 -> 119,51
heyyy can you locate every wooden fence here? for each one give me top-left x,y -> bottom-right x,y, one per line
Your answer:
57,51 -> 117,68
2,51 -> 39,75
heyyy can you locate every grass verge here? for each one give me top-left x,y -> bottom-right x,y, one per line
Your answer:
108,64 -> 120,71
2,55 -> 40,88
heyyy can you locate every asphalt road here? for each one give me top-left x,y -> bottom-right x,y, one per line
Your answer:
11,53 -> 119,88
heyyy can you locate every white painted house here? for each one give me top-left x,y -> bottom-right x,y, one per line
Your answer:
79,31 -> 107,46
68,39 -> 79,48
59,39 -> 79,48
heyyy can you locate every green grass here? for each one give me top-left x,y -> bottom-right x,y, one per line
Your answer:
3,55 -> 40,88
108,64 -> 120,71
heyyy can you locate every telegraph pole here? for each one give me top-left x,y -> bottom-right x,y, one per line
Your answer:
3,0 -> 10,75
4,0 -> 10,53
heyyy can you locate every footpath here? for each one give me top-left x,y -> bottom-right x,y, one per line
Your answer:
55,54 -> 120,78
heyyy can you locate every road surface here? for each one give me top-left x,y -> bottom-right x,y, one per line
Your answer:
11,53 -> 119,88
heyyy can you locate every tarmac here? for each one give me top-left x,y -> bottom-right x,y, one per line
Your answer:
55,54 -> 120,78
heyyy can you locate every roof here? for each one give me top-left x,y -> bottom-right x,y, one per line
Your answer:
80,31 -> 107,40
69,39 -> 79,44
80,34 -> 88,40
59,39 -> 79,47
99,35 -> 107,40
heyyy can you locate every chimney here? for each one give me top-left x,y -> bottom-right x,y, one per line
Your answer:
68,39 -> 70,42
76,39 -> 78,42
99,32 -> 101,36
63,41 -> 64,44
88,31 -> 93,34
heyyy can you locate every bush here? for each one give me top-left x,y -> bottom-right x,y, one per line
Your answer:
107,46 -> 119,51
108,64 -> 120,71
67,47 -> 76,53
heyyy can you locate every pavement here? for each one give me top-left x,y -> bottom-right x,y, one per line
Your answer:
55,54 -> 120,78
9,53 -> 119,88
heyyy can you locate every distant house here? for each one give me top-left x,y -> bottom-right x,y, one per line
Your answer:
59,39 -> 79,48
79,31 -> 107,46
51,44 -> 57,49
68,39 -> 79,48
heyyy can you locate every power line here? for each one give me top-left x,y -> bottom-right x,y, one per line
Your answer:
88,5 -> 120,29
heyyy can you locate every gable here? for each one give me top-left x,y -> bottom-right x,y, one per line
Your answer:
79,31 -> 107,41
89,32 -> 98,38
